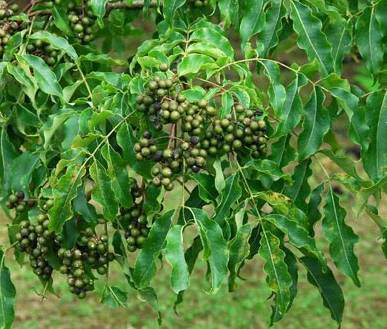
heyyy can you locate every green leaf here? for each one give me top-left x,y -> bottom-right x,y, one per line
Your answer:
355,6 -> 384,74
190,23 -> 234,58
271,247 -> 298,324
325,15 -> 351,73
261,61 -> 286,116
101,286 -> 127,308
52,6 -> 72,35
165,225 -> 189,294
319,73 -> 358,120
259,0 -> 284,56
6,63 -> 37,104
90,0 -> 108,19
239,0 -> 264,49
213,160 -> 225,194
270,135 -> 296,168
189,208 -> 229,293
174,236 -> 203,312
89,160 -> 118,220
137,287 -> 162,325
323,187 -> 360,286
49,164 -> 86,232
191,173 -> 217,203
178,54 -> 215,76
273,74 -> 306,138
228,223 -> 251,291
264,214 -> 325,265
218,0 -> 239,28
307,184 -> 324,235
298,87 -> 330,160
101,144 -> 132,208
8,152 -> 40,194
19,54 -> 62,98
290,0 -> 334,75
301,256 -> 344,325
163,0 -> 186,25
0,129 -> 18,191
41,109 -> 75,149
259,229 -> 292,320
221,92 -> 233,118
363,91 -> 387,181
0,249 -> 16,329
284,159 -> 312,211
213,174 -> 242,228
133,210 -> 173,288
30,31 -> 78,61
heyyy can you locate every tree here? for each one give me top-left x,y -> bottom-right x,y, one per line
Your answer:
0,0 -> 386,327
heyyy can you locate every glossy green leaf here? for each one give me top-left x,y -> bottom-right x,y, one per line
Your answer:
30,31 -> 78,60
101,144 -> 132,208
49,164 -> 86,232
323,187 -> 360,286
239,0 -> 264,49
228,223 -> 251,291
290,0 -> 334,75
189,208 -> 229,293
301,256 -> 344,325
163,0 -> 186,25
259,0 -> 284,56
264,214 -> 325,265
90,0 -> 108,19
0,129 -> 18,191
133,210 -> 173,288
213,174 -> 242,228
298,87 -> 330,160
178,54 -> 215,76
273,74 -> 306,138
191,173 -> 217,203
165,225 -> 189,294
0,249 -> 16,329
259,229 -> 292,320
19,54 -> 62,98
307,184 -> 324,235
284,159 -> 312,211
355,6 -> 384,74
89,160 -> 118,220
363,91 -> 387,181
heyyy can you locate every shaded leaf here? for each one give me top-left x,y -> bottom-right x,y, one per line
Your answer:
323,187 -> 360,286
301,256 -> 344,325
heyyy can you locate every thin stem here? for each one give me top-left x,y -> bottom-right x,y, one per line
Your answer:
75,61 -> 94,104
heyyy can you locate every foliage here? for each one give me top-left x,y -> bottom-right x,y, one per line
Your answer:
0,0 -> 386,327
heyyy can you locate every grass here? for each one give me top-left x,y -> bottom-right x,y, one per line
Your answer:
1,203 -> 387,329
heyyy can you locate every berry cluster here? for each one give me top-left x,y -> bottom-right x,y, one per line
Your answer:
121,204 -> 150,252
6,191 -> 36,213
190,0 -> 209,7
0,1 -> 21,56
58,228 -> 114,298
134,66 -> 268,189
27,39 -> 61,66
134,68 -> 223,188
15,214 -> 56,281
68,1 -> 96,44
116,181 -> 150,252
202,106 -> 267,158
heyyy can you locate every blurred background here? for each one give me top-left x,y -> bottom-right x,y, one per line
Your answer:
2,1 -> 386,328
